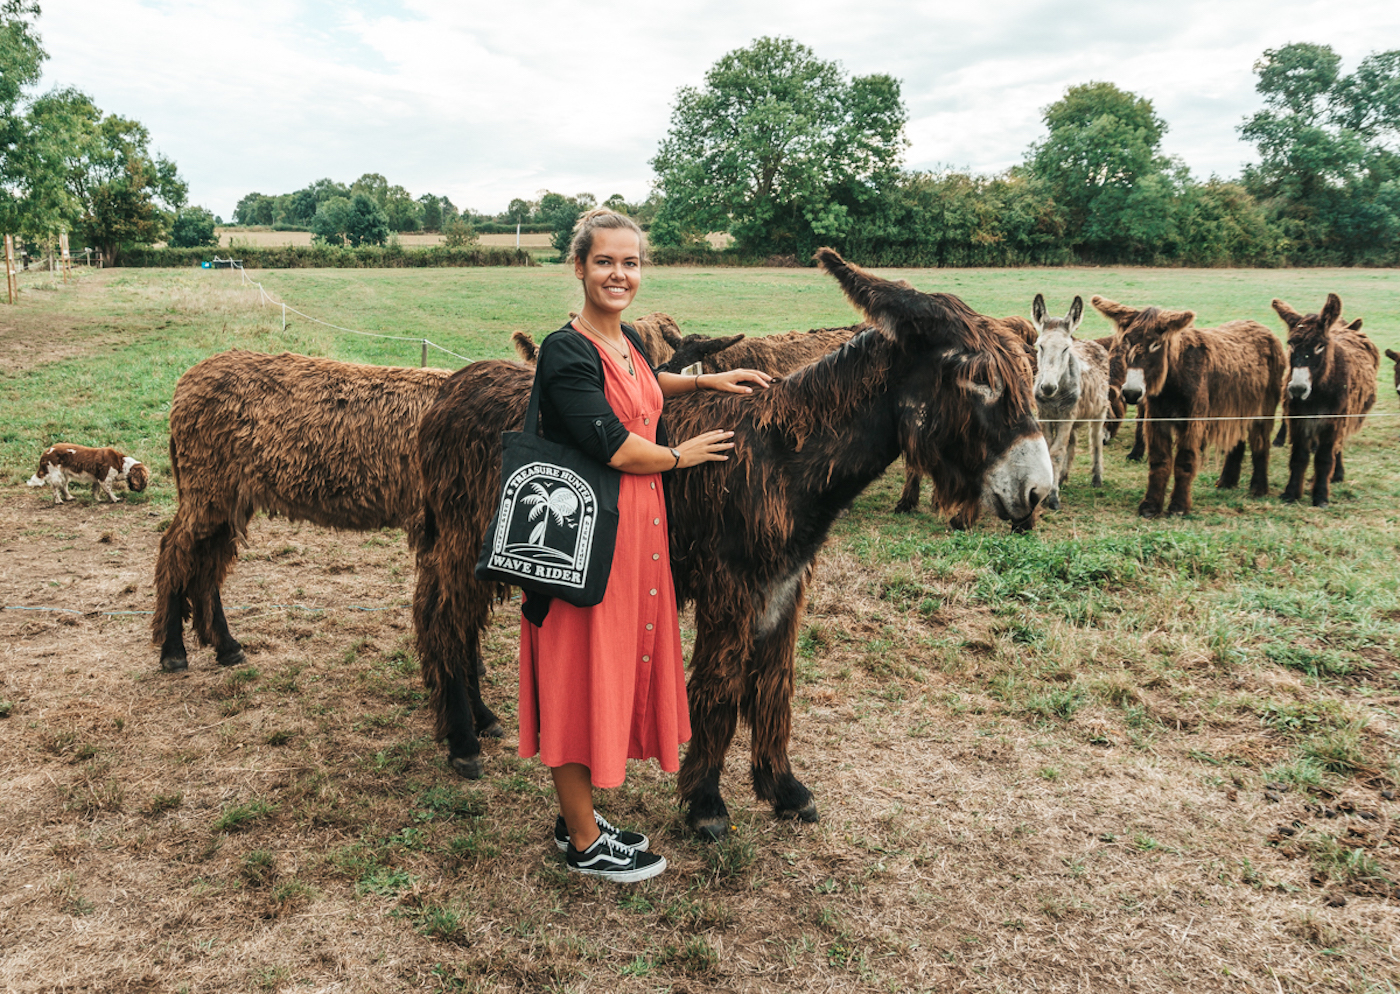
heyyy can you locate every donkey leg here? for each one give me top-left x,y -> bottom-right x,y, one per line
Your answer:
413,557 -> 490,778
1216,441 -> 1246,489
1331,450 -> 1345,483
1311,432 -> 1337,508
1089,416 -> 1105,487
893,465 -> 921,514
157,587 -> 190,672
210,588 -> 246,667
680,619 -> 745,839
1166,430 -> 1200,516
1248,422 -> 1272,497
746,608 -> 817,824
441,652 -> 487,779
1281,434 -> 1310,503
1127,405 -> 1147,461
1138,425 -> 1172,518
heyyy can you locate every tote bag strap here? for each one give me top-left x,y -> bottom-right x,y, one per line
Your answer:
522,360 -> 545,437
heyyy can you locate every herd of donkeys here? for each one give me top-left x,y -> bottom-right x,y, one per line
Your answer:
23,252 -> 1397,833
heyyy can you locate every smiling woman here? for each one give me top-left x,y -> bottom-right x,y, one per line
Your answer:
511,207 -> 772,883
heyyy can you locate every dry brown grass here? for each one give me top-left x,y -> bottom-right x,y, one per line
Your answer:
2,484 -> 1397,993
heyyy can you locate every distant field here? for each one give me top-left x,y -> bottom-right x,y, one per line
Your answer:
214,227 -> 554,249
1,265 -> 1398,993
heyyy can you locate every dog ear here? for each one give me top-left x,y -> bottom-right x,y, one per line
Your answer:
1091,296 -> 1138,329
1271,298 -> 1302,329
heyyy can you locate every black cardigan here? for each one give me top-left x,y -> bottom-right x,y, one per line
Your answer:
521,321 -> 671,626
533,322 -> 671,457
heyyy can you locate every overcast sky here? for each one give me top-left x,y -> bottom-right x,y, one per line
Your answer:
33,1 -> 1400,220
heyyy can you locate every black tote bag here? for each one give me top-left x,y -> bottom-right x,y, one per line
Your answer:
475,367 -> 621,607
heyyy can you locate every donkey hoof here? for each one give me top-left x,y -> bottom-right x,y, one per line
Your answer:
892,498 -> 916,514
1313,499 -> 1329,509
160,654 -> 189,673
777,801 -> 820,823
1137,505 -> 1161,520
478,720 -> 505,739
450,755 -> 483,780
1280,493 -> 1299,505
215,647 -> 246,668
690,813 -> 733,840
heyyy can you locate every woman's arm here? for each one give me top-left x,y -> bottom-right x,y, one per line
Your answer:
608,429 -> 735,474
657,368 -> 774,398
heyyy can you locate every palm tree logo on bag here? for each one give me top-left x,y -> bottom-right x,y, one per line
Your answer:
490,462 -> 599,585
522,482 -> 579,546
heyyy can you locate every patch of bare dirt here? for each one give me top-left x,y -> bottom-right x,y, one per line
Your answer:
1,488 -> 1398,993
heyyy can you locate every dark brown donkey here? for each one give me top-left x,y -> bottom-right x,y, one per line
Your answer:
1386,347 -> 1400,409
1092,297 -> 1285,518
1272,295 -> 1378,507
412,249 -> 1057,836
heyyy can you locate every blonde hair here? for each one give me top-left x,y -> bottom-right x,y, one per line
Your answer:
567,207 -> 647,265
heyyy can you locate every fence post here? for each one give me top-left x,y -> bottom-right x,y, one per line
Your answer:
4,235 -> 16,304
422,340 -> 428,368
282,303 -> 286,332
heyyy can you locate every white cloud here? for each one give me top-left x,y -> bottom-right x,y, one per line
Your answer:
31,0 -> 1400,217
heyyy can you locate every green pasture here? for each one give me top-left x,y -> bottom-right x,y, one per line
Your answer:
3,262 -> 1398,489
4,264 -> 1400,991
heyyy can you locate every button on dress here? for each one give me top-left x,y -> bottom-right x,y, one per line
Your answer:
518,337 -> 691,788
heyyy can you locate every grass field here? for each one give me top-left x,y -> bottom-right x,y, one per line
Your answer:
1,264 -> 1398,993
213,228 -> 556,249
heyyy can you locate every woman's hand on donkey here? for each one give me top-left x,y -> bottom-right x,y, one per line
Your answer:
677,429 -> 736,467
702,368 -> 773,394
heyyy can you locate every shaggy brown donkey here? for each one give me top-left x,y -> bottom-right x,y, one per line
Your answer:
1272,296 -> 1378,507
154,350 -> 455,671
896,315 -> 1038,518
1093,297 -> 1285,518
1275,317 -> 1363,448
412,249 -> 1057,835
1092,333 -> 1135,450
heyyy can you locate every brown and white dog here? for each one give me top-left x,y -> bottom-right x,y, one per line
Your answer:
27,444 -> 149,504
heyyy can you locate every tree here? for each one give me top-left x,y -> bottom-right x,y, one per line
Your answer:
505,197 -> 533,225
1239,43 -> 1400,261
650,37 -> 907,256
1028,82 -> 1171,253
350,172 -> 389,206
233,192 -> 275,226
311,192 -> 390,248
537,191 -> 594,253
382,184 -> 421,232
419,193 -> 442,232
309,196 -> 352,245
442,213 -> 477,247
169,205 -> 217,248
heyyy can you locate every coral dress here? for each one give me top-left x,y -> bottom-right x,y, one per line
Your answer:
517,337 -> 691,788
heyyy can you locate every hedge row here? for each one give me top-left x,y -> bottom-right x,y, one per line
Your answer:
471,222 -> 555,235
119,245 -> 538,268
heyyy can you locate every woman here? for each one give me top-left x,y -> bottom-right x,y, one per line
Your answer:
519,208 -> 771,882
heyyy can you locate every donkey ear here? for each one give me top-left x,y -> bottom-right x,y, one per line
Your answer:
1348,317 -> 1363,331
1031,293 -> 1048,329
1321,293 -> 1343,329
511,330 -> 538,364
815,247 -> 943,341
691,333 -> 745,358
1162,310 -> 1196,335
1385,348 -> 1400,364
1271,298 -> 1302,328
1091,296 -> 1138,328
1066,296 -> 1084,333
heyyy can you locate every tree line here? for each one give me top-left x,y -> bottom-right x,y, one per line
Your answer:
641,37 -> 1400,267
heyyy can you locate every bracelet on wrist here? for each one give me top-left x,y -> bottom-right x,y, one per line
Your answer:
670,447 -> 681,470
695,373 -> 705,392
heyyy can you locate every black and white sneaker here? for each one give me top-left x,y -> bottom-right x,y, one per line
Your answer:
554,810 -> 649,853
566,833 -> 666,883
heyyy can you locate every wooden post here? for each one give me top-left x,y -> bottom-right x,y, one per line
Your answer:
59,232 -> 71,283
4,235 -> 16,304
421,340 -> 428,368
